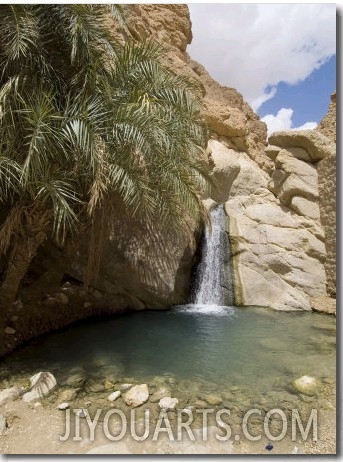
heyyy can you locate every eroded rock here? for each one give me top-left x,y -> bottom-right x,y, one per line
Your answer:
123,384 -> 149,408
22,372 -> 57,403
269,130 -> 335,161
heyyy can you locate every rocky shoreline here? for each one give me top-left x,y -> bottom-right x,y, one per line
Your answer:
0,368 -> 336,455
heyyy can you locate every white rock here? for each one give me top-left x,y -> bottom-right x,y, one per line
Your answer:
0,387 -> 21,405
159,397 -> 179,411
292,376 -> 319,396
120,383 -> 132,390
108,391 -> 121,402
22,372 -> 57,402
123,384 -> 149,408
58,402 -> 69,410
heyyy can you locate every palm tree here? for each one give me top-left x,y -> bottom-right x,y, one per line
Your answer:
0,5 -> 209,306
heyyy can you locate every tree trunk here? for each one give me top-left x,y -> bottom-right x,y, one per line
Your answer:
0,220 -> 47,308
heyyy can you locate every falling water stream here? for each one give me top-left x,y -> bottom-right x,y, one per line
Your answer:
193,205 -> 234,306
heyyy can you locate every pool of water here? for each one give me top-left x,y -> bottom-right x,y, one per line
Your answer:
0,305 -> 336,404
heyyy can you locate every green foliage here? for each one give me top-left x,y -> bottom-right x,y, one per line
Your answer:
0,5 -> 209,292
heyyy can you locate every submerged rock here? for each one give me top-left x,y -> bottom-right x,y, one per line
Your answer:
0,387 -> 21,405
22,372 -> 57,402
120,383 -> 133,391
58,402 -> 69,410
205,394 -> 222,407
108,391 -> 121,402
123,384 -> 149,408
59,388 -> 79,402
150,386 -> 171,403
292,376 -> 319,396
159,397 -> 179,411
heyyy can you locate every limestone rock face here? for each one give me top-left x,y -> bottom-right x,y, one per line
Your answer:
226,189 -> 326,311
316,94 -> 336,297
108,5 -> 271,174
316,92 -> 336,143
209,140 -> 269,203
317,155 -> 336,297
123,4 -> 192,53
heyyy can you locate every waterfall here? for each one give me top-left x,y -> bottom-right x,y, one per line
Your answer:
192,205 -> 235,306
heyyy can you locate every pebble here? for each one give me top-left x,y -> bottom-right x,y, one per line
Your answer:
108,391 -> 121,402
58,402 -> 70,410
120,383 -> 133,390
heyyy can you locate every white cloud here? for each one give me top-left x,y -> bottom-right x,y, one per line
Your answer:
261,108 -> 317,136
187,4 -> 336,110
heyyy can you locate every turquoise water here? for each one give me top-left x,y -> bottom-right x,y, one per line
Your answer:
0,305 -> 336,400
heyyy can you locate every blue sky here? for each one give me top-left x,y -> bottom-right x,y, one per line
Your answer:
187,3 -> 336,135
258,55 -> 336,126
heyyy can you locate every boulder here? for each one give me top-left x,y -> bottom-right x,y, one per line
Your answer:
123,384 -> 149,408
270,150 -> 319,209
269,130 -> 335,161
22,372 -> 57,403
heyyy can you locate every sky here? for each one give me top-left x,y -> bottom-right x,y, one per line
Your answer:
187,3 -> 336,136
